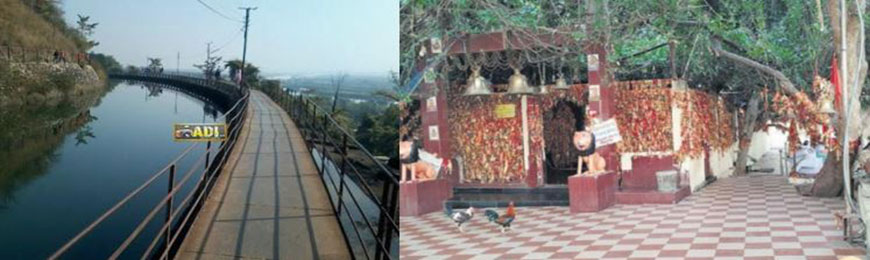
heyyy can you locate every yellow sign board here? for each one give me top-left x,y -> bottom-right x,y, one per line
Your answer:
174,123 -> 228,142
494,104 -> 516,119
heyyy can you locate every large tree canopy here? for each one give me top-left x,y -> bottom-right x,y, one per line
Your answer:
401,0 -> 868,105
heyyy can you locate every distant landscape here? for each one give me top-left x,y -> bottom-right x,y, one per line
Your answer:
280,74 -> 395,104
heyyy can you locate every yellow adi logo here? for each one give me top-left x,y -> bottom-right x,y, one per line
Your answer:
173,123 -> 227,141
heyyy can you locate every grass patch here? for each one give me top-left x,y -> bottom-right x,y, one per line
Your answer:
0,0 -> 81,52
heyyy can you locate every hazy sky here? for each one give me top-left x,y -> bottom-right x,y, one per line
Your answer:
62,0 -> 398,77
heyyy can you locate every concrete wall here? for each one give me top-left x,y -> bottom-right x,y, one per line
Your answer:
679,156 -> 705,191
710,143 -> 739,178
747,125 -> 788,162
677,143 -> 738,191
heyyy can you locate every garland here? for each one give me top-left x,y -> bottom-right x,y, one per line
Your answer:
771,86 -> 833,155
712,97 -> 736,151
448,94 -> 525,183
614,86 -> 674,153
671,90 -> 735,160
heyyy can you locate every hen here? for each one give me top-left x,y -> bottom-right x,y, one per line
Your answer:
484,201 -> 516,233
445,206 -> 474,232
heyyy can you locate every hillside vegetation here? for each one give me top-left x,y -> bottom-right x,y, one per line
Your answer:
0,0 -> 111,106
0,0 -> 84,52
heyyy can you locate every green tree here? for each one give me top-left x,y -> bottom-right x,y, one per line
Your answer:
195,56 -> 222,79
146,57 -> 163,73
224,59 -> 260,86
356,104 -> 399,157
74,14 -> 99,50
89,53 -> 122,74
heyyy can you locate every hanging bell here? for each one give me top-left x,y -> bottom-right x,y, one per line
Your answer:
538,84 -> 549,94
463,67 -> 492,96
554,74 -> 569,90
507,68 -> 534,94
819,98 -> 837,115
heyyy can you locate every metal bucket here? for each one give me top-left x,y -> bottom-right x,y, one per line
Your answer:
656,170 -> 678,192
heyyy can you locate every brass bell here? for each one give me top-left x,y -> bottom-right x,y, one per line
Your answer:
819,99 -> 837,115
507,68 -> 534,94
554,74 -> 569,90
463,67 -> 492,96
538,84 -> 549,94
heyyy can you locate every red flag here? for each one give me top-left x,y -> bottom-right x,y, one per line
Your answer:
831,56 -> 842,109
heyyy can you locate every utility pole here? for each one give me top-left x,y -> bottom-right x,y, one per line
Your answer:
176,51 -> 180,73
206,42 -> 213,78
239,7 -> 257,88
206,42 -> 213,62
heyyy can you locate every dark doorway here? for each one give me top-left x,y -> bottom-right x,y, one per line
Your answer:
543,99 -> 585,184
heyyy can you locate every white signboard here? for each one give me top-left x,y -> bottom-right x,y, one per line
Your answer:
426,96 -> 437,112
587,54 -> 600,71
591,118 -> 622,147
430,37 -> 443,54
589,84 -> 600,102
429,125 -> 440,141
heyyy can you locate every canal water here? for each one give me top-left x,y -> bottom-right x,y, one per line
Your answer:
0,80 -> 222,259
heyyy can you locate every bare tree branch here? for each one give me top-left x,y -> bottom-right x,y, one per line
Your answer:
710,37 -> 798,95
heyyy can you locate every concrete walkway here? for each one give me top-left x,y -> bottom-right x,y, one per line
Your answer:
178,91 -> 349,259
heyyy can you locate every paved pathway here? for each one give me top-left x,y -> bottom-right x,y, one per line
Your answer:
178,91 -> 349,259
401,175 -> 866,259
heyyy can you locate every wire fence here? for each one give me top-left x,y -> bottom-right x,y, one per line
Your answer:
0,45 -> 90,64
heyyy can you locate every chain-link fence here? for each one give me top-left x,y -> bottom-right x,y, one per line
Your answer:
0,45 -> 90,64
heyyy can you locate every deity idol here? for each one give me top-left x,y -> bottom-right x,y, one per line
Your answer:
573,130 -> 606,175
399,135 -> 419,182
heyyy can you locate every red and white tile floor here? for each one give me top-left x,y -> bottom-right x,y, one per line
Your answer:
400,175 -> 867,259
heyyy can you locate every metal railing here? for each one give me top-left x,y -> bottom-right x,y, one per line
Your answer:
49,73 -> 250,259
1,44 -> 90,63
110,71 -> 244,101
262,87 -> 399,260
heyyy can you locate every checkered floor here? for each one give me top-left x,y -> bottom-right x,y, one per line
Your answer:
400,175 -> 867,259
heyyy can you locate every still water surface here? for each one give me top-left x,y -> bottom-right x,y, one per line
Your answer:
0,81 -> 222,258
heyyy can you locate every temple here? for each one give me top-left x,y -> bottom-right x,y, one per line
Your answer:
400,31 -> 738,216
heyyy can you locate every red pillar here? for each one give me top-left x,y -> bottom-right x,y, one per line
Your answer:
398,39 -> 454,216
585,44 -> 619,173
419,80 -> 450,159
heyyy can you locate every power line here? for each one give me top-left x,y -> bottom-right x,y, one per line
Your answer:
211,26 -> 245,54
195,0 -> 243,23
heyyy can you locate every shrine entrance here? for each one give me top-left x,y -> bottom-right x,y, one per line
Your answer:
543,99 -> 585,185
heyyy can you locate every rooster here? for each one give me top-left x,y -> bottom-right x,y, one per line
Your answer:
484,201 -> 516,233
445,206 -> 474,232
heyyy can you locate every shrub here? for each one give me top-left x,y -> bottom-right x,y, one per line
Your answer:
49,71 -> 77,92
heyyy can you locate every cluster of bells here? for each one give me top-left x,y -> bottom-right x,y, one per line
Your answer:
464,67 -> 570,96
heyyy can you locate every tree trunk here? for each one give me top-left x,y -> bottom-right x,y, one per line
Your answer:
809,0 -> 867,197
809,156 -> 845,197
734,92 -> 761,176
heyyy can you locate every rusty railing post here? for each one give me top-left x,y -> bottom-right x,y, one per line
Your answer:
318,114 -> 328,178
375,178 -> 399,260
165,164 -> 176,252
336,135 -> 348,215
205,141 -> 211,171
